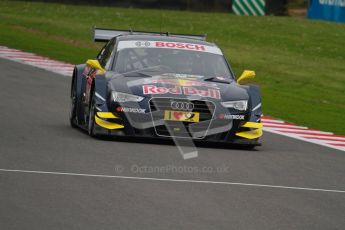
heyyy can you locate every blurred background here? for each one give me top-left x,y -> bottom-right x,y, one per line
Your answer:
16,0 -> 306,15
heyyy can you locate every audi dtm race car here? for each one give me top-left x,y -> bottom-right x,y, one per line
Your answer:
69,28 -> 263,148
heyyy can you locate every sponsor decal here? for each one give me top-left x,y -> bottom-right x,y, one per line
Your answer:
155,41 -> 205,51
117,40 -> 223,55
135,41 -> 151,47
164,110 -> 200,122
142,78 -> 219,88
161,73 -> 203,79
219,113 -> 245,120
143,85 -> 221,99
116,106 -> 146,114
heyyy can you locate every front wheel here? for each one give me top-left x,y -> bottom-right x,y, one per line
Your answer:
88,90 -> 97,137
69,77 -> 78,128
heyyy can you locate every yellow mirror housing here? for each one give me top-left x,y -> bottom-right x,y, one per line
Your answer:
86,59 -> 106,74
237,70 -> 256,84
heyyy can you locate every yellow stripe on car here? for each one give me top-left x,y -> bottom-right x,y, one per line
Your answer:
95,116 -> 124,129
235,122 -> 263,139
241,122 -> 263,129
96,112 -> 118,119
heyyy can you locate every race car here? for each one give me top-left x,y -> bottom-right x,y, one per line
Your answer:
69,28 -> 263,148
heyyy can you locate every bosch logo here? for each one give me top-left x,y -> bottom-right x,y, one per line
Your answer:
171,101 -> 194,111
135,41 -> 151,47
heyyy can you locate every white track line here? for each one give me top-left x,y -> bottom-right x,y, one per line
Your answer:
0,46 -> 72,77
263,128 -> 345,152
302,136 -> 345,142
261,119 -> 285,124
263,124 -> 308,130
267,128 -> 332,135
1,168 -> 344,194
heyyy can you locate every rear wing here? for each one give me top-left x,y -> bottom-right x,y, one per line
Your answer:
92,27 -> 207,42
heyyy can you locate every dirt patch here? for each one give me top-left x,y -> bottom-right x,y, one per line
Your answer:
288,8 -> 307,17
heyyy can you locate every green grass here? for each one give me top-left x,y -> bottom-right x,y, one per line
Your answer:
1,0 -> 345,134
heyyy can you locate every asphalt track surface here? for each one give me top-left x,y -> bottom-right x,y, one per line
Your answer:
0,58 -> 344,230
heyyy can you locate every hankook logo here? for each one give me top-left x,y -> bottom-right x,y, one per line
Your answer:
171,101 -> 194,111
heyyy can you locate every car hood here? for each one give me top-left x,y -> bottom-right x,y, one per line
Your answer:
106,72 -> 249,102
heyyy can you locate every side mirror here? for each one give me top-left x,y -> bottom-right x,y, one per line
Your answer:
86,59 -> 106,74
237,70 -> 256,84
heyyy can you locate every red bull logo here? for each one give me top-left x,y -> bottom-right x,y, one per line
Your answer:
142,85 -> 221,99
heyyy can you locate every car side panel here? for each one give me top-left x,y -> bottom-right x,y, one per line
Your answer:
94,75 -> 108,111
247,85 -> 262,122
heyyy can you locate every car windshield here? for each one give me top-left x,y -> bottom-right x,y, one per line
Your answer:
113,45 -> 233,79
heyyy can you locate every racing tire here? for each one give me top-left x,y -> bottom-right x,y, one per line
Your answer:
69,76 -> 78,128
88,90 -> 97,137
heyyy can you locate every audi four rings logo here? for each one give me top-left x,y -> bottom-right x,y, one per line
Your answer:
171,101 -> 194,111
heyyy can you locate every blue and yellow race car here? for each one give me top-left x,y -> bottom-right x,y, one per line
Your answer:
69,28 -> 263,148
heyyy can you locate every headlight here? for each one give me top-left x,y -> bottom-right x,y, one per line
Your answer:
111,92 -> 144,103
221,100 -> 248,111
